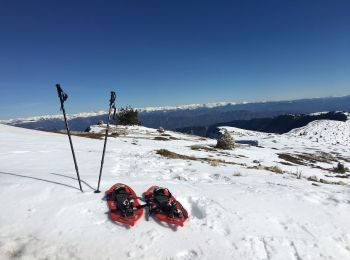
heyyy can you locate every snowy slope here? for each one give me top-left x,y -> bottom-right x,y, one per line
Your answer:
287,119 -> 350,146
0,124 -> 350,260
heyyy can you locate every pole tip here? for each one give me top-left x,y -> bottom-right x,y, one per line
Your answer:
94,190 -> 101,193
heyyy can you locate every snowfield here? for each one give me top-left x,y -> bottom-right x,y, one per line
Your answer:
0,123 -> 350,260
287,119 -> 350,146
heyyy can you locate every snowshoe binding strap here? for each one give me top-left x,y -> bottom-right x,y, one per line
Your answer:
110,185 -> 135,217
151,188 -> 178,217
145,186 -> 188,226
106,183 -> 144,226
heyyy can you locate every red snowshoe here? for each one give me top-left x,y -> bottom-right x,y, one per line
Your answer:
106,183 -> 144,226
144,186 -> 188,227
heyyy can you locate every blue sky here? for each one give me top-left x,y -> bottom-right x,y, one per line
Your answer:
0,0 -> 349,119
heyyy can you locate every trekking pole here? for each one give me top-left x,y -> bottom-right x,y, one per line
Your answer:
55,84 -> 83,192
95,91 -> 116,193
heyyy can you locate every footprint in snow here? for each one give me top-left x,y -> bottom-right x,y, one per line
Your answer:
134,229 -> 161,251
242,236 -> 271,260
189,199 -> 207,219
187,197 -> 232,236
176,249 -> 200,260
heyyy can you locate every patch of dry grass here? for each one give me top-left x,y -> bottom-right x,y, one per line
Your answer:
190,145 -> 232,157
325,174 -> 350,179
53,131 -> 105,140
306,175 -> 346,185
73,133 -> 105,139
278,153 -> 305,165
155,149 -> 240,167
335,155 -> 350,163
278,152 -> 346,174
156,149 -> 196,160
209,160 -> 222,167
190,145 -> 217,152
298,152 -> 335,163
264,165 -> 283,174
154,136 -> 170,141
248,164 -> 284,174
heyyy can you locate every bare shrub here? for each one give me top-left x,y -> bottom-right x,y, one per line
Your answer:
296,168 -> 302,179
307,175 -> 318,182
209,160 -> 221,167
265,165 -> 283,174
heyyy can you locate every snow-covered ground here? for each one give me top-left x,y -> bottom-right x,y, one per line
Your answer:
287,119 -> 350,146
0,123 -> 350,260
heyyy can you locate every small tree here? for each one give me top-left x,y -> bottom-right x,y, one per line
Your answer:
216,129 -> 235,150
333,162 -> 347,174
118,106 -> 141,126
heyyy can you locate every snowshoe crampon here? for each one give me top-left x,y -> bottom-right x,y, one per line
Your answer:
106,183 -> 143,226
144,186 -> 188,227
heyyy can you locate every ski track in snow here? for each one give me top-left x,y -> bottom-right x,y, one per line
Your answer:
0,123 -> 350,259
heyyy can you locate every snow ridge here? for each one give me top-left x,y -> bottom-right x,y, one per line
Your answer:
0,110 -> 108,124
287,119 -> 350,146
138,101 -> 239,112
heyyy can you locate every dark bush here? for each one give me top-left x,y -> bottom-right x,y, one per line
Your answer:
118,106 -> 141,126
216,130 -> 235,150
333,162 -> 348,174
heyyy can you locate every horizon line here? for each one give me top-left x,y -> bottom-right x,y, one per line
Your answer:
1,93 -> 349,122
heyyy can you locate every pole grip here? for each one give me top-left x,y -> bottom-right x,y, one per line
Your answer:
56,84 -> 68,106
110,91 -> 116,106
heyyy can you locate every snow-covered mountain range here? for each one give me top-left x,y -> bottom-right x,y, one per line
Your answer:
1,95 -> 350,131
